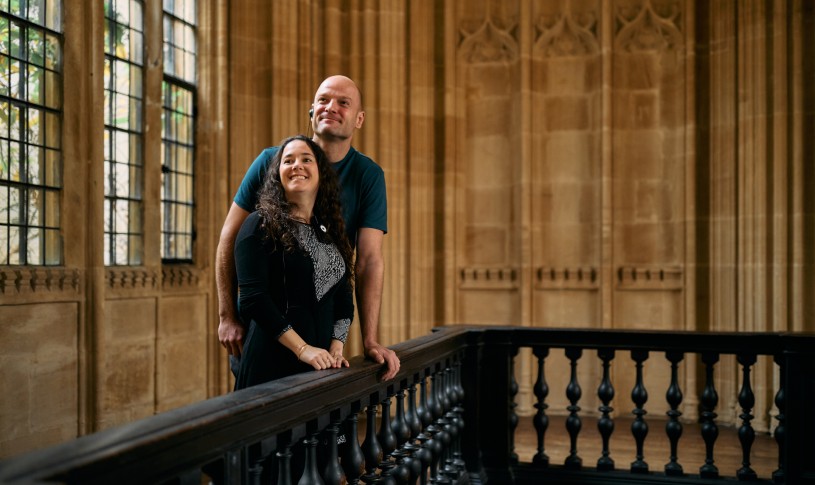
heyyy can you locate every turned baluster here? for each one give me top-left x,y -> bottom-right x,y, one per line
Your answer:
378,390 -> 398,463
430,368 -> 444,421
248,446 -> 265,485
532,346 -> 550,467
564,347 -> 583,470
393,383 -> 411,448
362,398 -> 383,484
431,369 -> 452,484
441,364 -> 452,414
664,351 -> 684,476
453,359 -> 467,466
415,430 -> 432,485
737,353 -> 758,480
441,366 -> 459,479
596,348 -> 615,471
277,441 -> 294,485
401,376 -> 424,484
390,448 -> 411,485
406,375 -> 422,440
377,391 -> 399,482
401,438 -> 423,485
772,354 -> 786,483
341,406 -> 365,484
322,415 -> 345,485
699,352 -> 720,479
630,349 -> 649,473
418,373 -> 433,430
298,433 -> 325,485
510,347 -> 520,464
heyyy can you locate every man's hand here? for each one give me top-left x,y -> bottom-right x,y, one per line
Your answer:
365,342 -> 400,380
218,316 -> 246,356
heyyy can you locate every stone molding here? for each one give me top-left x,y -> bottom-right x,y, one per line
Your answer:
161,266 -> 202,290
106,267 -> 159,290
535,266 -> 599,290
459,266 -> 519,290
616,265 -> 683,291
0,267 -> 82,295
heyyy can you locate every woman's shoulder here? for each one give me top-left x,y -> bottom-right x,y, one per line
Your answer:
237,211 -> 265,241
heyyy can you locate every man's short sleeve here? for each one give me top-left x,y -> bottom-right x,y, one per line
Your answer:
234,147 -> 278,212
358,165 -> 388,234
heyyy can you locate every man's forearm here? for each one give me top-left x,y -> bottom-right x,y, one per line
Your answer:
215,237 -> 239,321
356,257 -> 384,348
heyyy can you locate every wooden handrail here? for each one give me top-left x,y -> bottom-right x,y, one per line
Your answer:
1,325 -> 813,485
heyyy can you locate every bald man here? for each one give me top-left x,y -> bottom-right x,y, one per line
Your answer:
216,75 -> 400,381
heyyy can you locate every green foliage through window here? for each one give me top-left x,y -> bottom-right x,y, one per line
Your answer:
1,0 -> 62,266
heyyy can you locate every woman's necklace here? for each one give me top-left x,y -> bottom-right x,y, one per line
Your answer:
290,213 -> 327,233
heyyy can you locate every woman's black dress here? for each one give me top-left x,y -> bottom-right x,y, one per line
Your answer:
233,211 -> 354,389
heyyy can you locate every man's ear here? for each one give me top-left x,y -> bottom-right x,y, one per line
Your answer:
355,110 -> 365,129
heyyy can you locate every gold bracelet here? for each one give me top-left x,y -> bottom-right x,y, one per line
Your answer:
296,343 -> 308,360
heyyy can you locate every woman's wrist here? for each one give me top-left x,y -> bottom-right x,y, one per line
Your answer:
296,342 -> 308,360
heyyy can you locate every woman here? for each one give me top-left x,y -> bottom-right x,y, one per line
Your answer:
234,135 -> 355,389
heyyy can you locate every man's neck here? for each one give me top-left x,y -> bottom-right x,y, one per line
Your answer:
314,136 -> 353,163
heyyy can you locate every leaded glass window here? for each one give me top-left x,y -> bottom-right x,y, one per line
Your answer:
0,0 -> 62,265
103,0 -> 143,266
161,0 -> 195,262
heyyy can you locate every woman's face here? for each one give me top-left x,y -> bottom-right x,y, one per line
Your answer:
278,140 -> 320,199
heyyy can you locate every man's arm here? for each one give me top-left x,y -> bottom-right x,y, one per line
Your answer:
216,202 -> 251,356
355,227 -> 400,380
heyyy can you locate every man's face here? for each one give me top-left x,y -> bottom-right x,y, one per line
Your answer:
311,77 -> 365,141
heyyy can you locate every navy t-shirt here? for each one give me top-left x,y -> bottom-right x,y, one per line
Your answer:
234,146 -> 387,248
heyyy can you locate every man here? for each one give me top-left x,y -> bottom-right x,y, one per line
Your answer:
216,75 -> 400,381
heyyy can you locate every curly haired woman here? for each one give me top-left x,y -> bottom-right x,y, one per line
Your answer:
234,135 -> 355,389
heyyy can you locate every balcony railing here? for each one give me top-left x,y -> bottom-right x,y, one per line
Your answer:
0,326 -> 813,485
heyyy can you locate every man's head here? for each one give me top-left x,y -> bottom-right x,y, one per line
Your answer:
311,75 -> 365,143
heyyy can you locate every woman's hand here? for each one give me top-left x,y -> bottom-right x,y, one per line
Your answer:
298,345 -> 336,370
329,340 -> 350,368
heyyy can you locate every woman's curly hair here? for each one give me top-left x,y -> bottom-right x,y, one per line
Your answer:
256,135 -> 354,280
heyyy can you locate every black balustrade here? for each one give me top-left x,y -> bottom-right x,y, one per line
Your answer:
665,351 -> 684,476
699,352 -> 720,479
362,396 -> 383,483
772,354 -> 786,484
630,349 -> 650,473
532,346 -> 550,468
737,353 -> 758,481
564,347 -> 583,470
342,403 -> 365,484
1,326 -> 813,485
322,413 -> 344,485
596,348 -> 615,471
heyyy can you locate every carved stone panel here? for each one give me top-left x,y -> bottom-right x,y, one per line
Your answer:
0,303 -> 79,457
455,0 -> 522,324
531,0 -> 603,331
612,0 -> 686,330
